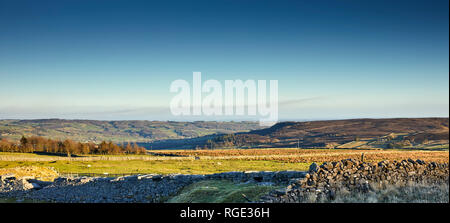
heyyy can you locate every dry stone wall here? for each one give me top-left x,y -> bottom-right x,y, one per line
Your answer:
261,159 -> 449,203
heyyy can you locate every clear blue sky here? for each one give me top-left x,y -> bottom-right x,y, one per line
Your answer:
0,0 -> 448,121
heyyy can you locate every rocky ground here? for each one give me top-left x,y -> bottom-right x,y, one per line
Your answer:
0,170 -> 305,203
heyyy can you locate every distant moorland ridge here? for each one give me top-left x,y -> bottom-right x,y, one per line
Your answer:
205,117 -> 449,149
148,118 -> 449,150
0,119 -> 263,143
0,118 -> 448,150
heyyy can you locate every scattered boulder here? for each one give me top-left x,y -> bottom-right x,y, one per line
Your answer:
309,163 -> 319,173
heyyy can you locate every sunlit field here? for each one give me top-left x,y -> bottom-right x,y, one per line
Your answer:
0,148 -> 448,178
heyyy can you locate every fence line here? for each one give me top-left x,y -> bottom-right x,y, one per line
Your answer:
0,155 -> 196,162
58,172 -> 145,178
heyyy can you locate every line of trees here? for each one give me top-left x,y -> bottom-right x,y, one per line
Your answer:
0,136 -> 147,156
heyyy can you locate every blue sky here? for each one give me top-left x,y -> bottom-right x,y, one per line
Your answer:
0,0 -> 448,121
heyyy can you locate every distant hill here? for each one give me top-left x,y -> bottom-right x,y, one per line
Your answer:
0,119 -> 263,143
149,118 -> 449,150
1,118 -> 448,150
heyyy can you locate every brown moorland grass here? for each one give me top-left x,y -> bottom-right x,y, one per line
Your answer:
153,148 -> 449,163
1,149 -> 447,163
154,148 -> 362,157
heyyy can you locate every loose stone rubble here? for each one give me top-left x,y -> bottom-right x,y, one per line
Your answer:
0,170 -> 305,203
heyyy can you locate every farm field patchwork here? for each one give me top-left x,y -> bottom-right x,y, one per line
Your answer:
0,148 -> 448,178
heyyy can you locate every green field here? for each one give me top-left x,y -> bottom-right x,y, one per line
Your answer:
0,158 -> 311,175
1,147 -> 448,177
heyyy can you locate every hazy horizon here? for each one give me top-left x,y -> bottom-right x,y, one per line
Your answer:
0,116 -> 448,123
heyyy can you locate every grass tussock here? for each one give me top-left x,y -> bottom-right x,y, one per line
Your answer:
299,181 -> 449,203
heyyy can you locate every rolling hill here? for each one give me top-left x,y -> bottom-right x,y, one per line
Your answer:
0,119 -> 263,143
1,118 -> 448,150
148,118 -> 449,150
